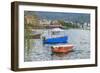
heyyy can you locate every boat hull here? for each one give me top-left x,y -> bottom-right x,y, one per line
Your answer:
43,36 -> 68,44
51,44 -> 73,53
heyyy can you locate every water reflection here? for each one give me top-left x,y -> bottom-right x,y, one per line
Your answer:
24,29 -> 90,62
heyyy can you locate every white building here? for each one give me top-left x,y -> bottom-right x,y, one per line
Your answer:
39,19 -> 51,25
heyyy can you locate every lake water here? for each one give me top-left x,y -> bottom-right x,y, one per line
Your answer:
24,29 -> 90,62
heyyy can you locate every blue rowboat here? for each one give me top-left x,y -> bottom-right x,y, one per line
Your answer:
43,36 -> 68,44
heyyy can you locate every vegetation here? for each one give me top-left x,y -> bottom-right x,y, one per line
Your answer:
63,23 -> 79,29
58,20 -> 79,29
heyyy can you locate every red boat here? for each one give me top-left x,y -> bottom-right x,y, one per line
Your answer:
51,44 -> 73,53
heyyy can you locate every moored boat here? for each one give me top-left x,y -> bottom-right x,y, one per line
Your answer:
43,28 -> 68,44
42,28 -> 74,54
43,36 -> 68,44
51,44 -> 73,53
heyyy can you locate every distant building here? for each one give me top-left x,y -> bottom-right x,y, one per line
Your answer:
83,22 -> 90,29
25,15 -> 39,26
64,21 -> 70,23
39,19 -> 51,25
51,20 -> 62,25
46,20 -> 64,29
77,22 -> 90,29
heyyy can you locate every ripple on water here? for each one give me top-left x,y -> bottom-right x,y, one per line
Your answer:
24,29 -> 90,62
